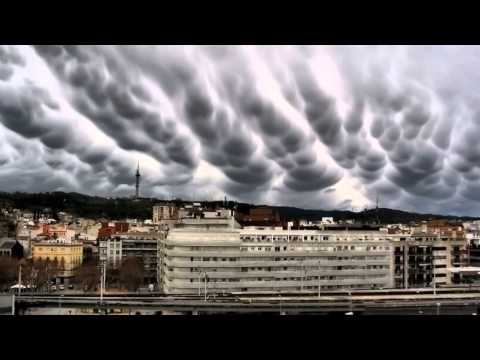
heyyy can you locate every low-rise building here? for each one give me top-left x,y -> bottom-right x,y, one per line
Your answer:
31,240 -> 83,283
0,238 -> 23,258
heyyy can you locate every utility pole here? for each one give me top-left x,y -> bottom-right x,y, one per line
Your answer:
318,262 -> 321,299
197,270 -> 202,296
203,272 -> 208,302
18,263 -> 22,297
100,261 -> 106,305
300,263 -> 307,292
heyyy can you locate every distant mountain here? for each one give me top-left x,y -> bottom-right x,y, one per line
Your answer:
0,191 -> 478,223
272,206 -> 480,224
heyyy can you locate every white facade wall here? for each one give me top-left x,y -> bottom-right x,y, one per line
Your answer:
162,228 -> 395,294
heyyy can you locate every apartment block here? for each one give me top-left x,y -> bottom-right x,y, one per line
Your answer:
99,232 -> 165,284
161,216 -> 395,294
391,233 -> 467,288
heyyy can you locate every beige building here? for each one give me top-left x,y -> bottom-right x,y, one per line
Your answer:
32,240 -> 83,282
153,203 -> 179,229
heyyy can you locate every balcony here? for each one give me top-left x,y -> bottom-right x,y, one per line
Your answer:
164,258 -> 391,268
166,276 -> 392,291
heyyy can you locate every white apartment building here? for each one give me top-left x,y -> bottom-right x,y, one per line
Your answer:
161,217 -> 394,294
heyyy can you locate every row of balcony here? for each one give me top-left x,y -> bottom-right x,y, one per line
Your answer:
164,249 -> 392,258
164,258 -> 391,268
165,276 -> 392,290
164,268 -> 391,279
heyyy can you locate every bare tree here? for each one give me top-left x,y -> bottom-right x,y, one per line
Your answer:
119,257 -> 144,292
0,257 -> 18,291
74,258 -> 100,292
106,264 -> 120,290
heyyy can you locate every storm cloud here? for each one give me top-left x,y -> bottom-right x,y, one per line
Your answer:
1,45 -> 480,216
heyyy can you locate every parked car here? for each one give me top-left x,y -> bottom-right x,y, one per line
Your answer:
51,285 -> 57,291
59,285 -> 65,291
68,284 -> 74,290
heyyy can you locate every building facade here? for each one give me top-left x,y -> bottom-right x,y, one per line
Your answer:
99,232 -> 165,284
153,203 -> 179,228
391,233 -> 466,288
161,217 -> 395,294
31,240 -> 83,282
0,238 -> 24,258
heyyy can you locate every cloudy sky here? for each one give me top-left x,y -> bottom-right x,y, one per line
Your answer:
1,45 -> 480,215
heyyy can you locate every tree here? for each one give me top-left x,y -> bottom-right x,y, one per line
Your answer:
106,265 -> 120,290
74,258 -> 100,292
119,257 -> 144,292
0,256 -> 18,291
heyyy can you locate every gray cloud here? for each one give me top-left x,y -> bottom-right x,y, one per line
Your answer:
1,45 -> 480,215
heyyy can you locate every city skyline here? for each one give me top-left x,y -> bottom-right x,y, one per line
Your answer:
1,46 -> 480,216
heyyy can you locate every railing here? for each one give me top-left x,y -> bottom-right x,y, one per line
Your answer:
165,250 -> 392,258
164,258 -> 391,268
166,276 -> 391,290
167,268 -> 390,279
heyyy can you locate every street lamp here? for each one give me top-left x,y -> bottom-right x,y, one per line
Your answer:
300,263 -> 307,293
17,263 -> 22,297
100,261 -> 106,305
197,270 -> 208,302
317,262 -> 321,299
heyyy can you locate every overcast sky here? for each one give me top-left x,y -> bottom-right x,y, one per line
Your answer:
1,45 -> 480,215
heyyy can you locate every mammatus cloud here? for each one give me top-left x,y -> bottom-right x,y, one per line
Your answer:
1,45 -> 480,215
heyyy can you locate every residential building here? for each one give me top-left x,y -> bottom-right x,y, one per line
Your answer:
391,233 -> 467,288
153,203 -> 179,225
39,224 -> 76,242
0,238 -> 24,258
160,214 -> 395,294
236,207 -> 282,227
31,240 -> 83,283
99,232 -> 165,284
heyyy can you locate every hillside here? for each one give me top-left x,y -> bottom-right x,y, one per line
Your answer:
0,191 -> 478,223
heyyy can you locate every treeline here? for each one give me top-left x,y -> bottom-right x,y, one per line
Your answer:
0,257 -> 64,292
0,256 -> 146,293
0,192 -> 157,220
0,191 -> 478,224
75,257 -> 144,292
